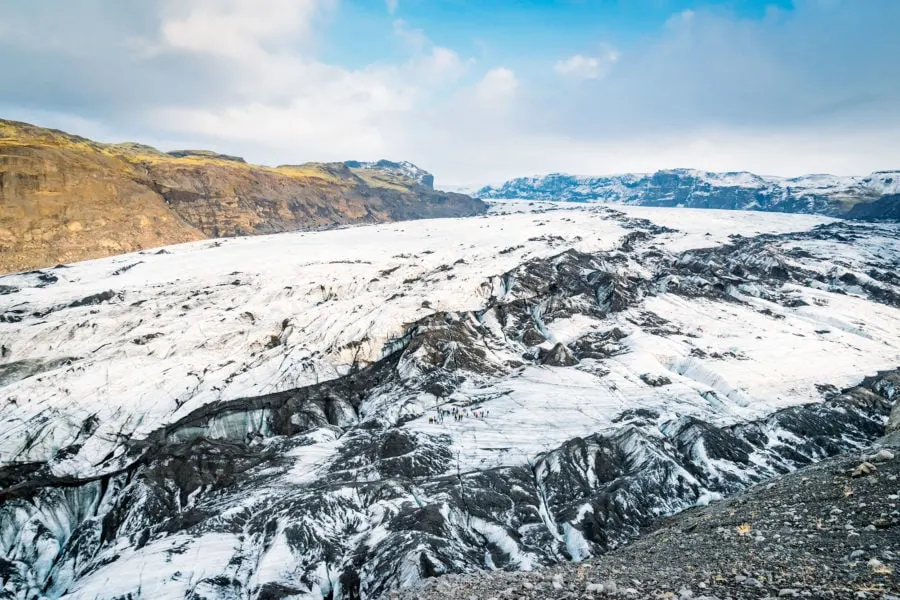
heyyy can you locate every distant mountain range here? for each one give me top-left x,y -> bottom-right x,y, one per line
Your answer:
0,119 -> 485,274
474,169 -> 900,219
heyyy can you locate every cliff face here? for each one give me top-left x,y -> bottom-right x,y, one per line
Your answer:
144,160 -> 479,238
0,120 -> 486,273
0,122 -> 204,273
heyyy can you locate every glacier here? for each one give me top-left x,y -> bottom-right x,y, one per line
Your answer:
1,203 -> 899,599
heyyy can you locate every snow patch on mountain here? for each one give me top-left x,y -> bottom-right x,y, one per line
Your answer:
344,160 -> 435,189
476,169 -> 900,218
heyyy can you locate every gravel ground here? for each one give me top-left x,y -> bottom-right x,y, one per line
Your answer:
398,433 -> 900,600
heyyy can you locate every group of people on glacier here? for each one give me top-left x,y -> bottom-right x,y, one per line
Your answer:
427,405 -> 488,425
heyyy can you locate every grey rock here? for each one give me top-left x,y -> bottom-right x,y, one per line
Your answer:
851,461 -> 878,477
887,400 -> 900,433
869,448 -> 895,462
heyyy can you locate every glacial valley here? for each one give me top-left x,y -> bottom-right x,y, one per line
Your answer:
1,202 -> 899,599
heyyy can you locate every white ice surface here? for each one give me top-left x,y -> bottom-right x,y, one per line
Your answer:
3,204 -> 898,483
62,533 -> 241,600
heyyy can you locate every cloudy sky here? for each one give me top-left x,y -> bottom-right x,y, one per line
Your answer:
1,0 -> 898,185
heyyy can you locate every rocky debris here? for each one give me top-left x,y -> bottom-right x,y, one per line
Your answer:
640,373 -> 672,387
400,433 -> 900,600
852,461 -> 878,477
110,260 -> 143,276
0,309 -> 26,323
131,332 -> 163,345
67,289 -> 120,308
568,328 -> 628,360
888,401 -> 900,434
539,343 -> 579,366
871,449 -> 896,463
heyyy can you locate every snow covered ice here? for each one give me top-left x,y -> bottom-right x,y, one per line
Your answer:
476,169 -> 900,217
2,202 -> 899,599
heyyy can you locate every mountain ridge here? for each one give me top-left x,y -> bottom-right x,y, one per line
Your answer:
0,118 -> 486,274
475,168 -> 900,219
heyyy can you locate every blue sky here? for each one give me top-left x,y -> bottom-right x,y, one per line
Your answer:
325,1 -> 795,62
0,0 -> 897,184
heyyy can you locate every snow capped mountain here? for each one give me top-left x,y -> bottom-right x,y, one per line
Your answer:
2,204 -> 899,599
476,170 -> 900,219
855,170 -> 900,195
344,160 -> 436,189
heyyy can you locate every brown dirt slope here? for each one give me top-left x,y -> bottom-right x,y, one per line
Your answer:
0,119 -> 486,273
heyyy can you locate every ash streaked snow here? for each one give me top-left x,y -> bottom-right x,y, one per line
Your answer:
1,203 -> 899,599
0,205 -> 834,472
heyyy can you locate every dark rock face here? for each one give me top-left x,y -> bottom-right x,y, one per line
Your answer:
639,373 -> 671,387
539,343 -> 578,366
568,328 -> 627,361
401,433 -> 900,600
847,193 -> 900,220
1,212 -> 899,599
477,169 -> 900,220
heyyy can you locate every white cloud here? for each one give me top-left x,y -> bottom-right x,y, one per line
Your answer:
414,46 -> 470,84
157,0 -> 329,59
141,2 -> 483,164
554,49 -> 620,80
671,9 -> 695,26
474,67 -> 518,104
386,0 -> 398,15
2,0 -> 899,187
393,19 -> 471,85
125,1 -> 900,185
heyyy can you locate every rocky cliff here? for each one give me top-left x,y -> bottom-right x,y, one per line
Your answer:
0,119 -> 486,273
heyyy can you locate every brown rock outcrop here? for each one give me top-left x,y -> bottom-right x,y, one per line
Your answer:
0,119 -> 485,273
